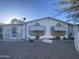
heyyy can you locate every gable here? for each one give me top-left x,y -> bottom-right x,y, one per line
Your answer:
26,17 -> 68,28
27,17 -> 68,25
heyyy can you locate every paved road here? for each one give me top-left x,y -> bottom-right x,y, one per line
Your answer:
0,40 -> 79,59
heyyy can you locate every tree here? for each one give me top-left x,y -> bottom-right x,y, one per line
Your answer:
11,18 -> 24,24
11,18 -> 18,24
59,0 -> 79,22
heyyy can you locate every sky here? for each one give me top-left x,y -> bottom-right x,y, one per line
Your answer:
0,0 -> 68,24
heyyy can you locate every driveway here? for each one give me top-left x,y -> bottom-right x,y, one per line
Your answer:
0,40 -> 79,59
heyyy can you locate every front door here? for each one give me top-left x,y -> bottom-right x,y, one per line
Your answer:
12,27 -> 17,39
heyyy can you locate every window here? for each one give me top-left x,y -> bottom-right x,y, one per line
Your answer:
51,27 -> 54,31
0,26 -> 3,39
56,23 -> 62,27
34,23 -> 40,26
29,23 -> 45,36
12,27 -> 17,38
0,26 -> 2,33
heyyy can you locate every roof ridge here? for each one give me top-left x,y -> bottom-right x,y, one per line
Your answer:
26,16 -> 72,25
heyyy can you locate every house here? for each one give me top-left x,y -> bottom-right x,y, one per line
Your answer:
0,17 -> 78,40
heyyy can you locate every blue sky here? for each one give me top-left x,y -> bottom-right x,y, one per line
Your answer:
0,0 -> 68,23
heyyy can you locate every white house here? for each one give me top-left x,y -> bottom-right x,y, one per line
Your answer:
0,17 -> 78,40
0,24 -> 24,40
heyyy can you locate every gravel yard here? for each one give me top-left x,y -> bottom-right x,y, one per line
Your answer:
0,40 -> 79,59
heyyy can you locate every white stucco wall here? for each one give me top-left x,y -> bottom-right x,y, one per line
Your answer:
73,25 -> 79,38
2,25 -> 24,40
73,25 -> 78,38
26,18 -> 68,39
16,25 -> 24,39
3,26 -> 12,40
68,25 -> 73,38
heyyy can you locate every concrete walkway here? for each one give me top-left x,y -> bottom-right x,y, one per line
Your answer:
0,40 -> 79,59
